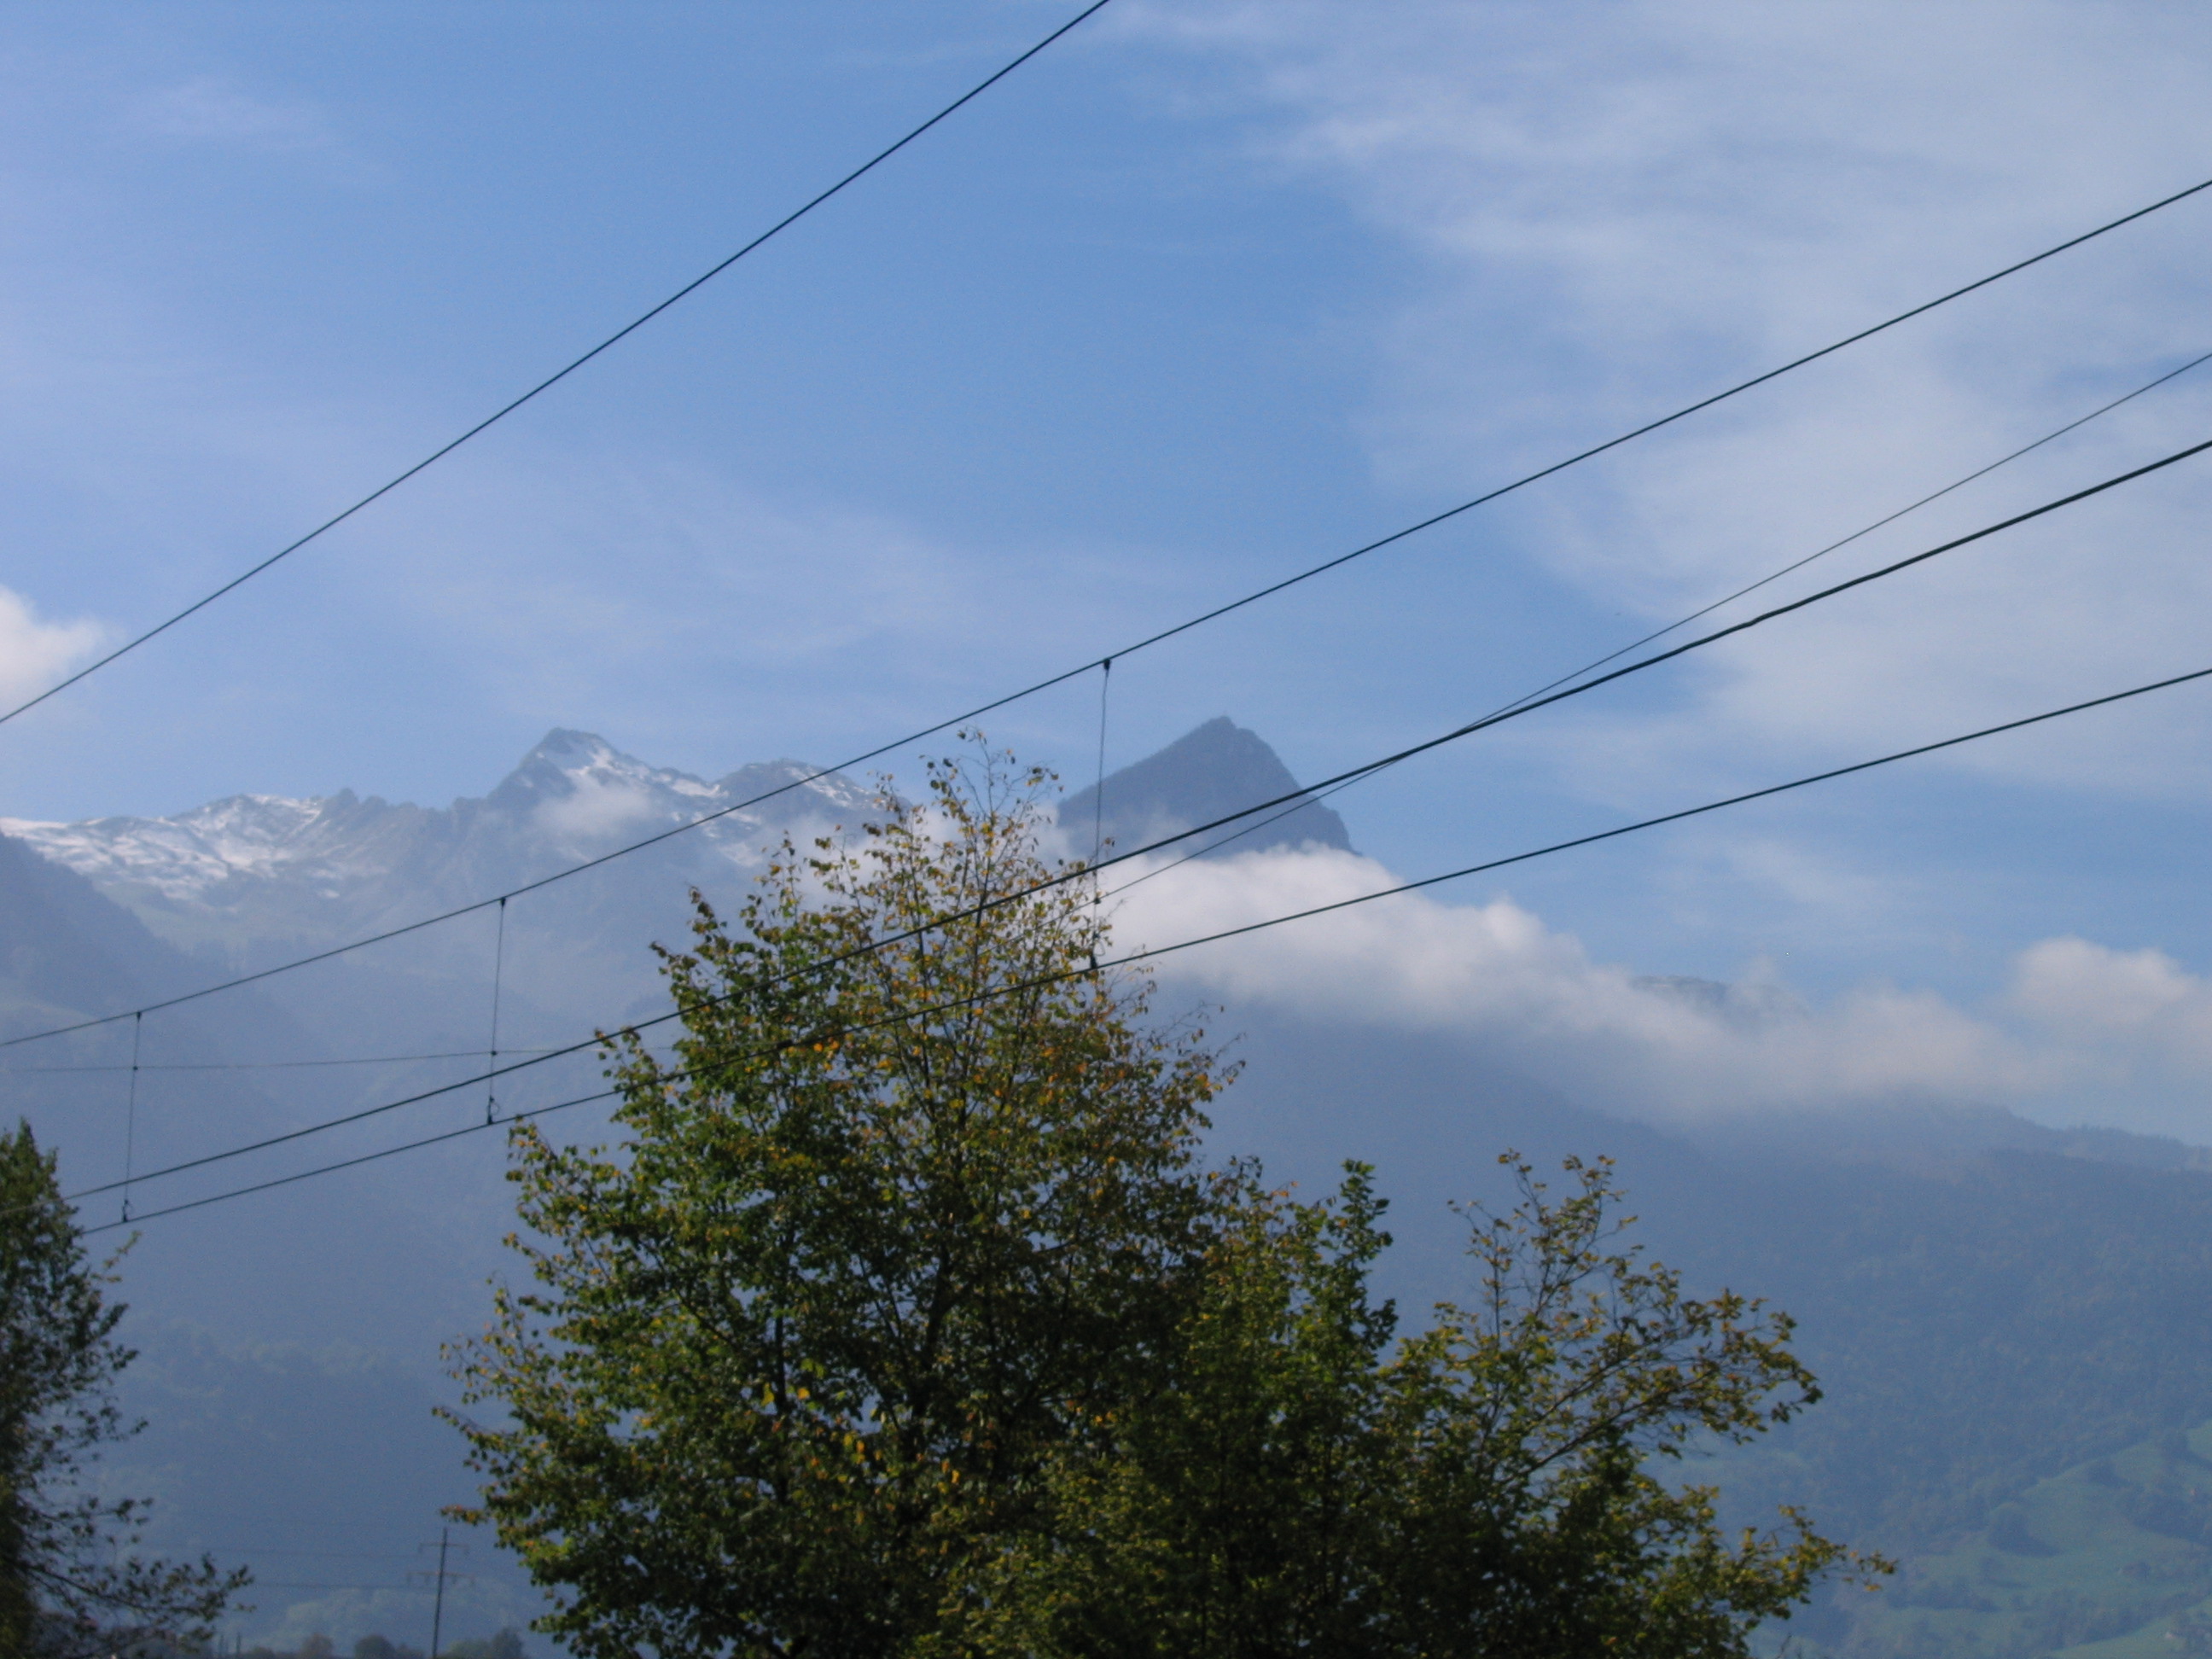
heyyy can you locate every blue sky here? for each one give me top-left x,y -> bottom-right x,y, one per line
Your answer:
6,1 -> 2212,1129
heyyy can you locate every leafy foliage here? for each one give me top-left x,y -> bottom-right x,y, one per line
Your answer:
450,742 -> 1871,1657
979,1156 -> 1875,1659
0,1121 -> 248,1656
448,749 -> 1225,1657
964,1164 -> 1405,1656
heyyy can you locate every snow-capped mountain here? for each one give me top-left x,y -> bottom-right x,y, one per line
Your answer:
1,731 -> 889,1045
1,719 -> 1344,1055
3,730 -> 878,955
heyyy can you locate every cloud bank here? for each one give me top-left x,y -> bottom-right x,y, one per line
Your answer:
1109,844 -> 2212,1140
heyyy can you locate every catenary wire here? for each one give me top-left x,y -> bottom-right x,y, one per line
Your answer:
243,1583 -> 422,1593
60,427 -> 2212,1209
10,175 -> 2212,1054
1109,346 -> 2212,884
22,335 -> 2199,1088
79,656 -> 2212,1237
1487,348 -> 2212,717
0,0 -> 1120,731
0,1048 -> 562,1074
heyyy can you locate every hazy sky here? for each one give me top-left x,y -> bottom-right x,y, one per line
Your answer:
6,1 -> 2212,1127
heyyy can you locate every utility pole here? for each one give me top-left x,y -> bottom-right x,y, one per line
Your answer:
431,1527 -> 451,1659
412,1527 -> 470,1658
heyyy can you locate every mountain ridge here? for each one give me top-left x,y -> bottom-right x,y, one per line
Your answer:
0,732 -> 900,1028
0,720 -> 1352,998
1,729 -> 876,923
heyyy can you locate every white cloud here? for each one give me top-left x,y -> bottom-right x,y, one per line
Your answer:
2010,936 -> 2212,1068
136,79 -> 333,149
533,775 -> 665,847
1107,844 -> 2212,1134
1132,0 -> 2212,801
336,438 -> 1190,785
0,585 -> 103,707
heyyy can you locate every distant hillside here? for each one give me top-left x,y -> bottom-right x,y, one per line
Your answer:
0,829 -> 197,1028
1670,1146 -> 2212,1548
1794,1416 -> 2212,1657
108,1324 -> 546,1653
0,825 -> 305,1155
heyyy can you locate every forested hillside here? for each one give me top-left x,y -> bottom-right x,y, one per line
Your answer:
1224,1012 -> 2212,1658
1673,1144 -> 2212,1549
1805,1417 -> 2212,1657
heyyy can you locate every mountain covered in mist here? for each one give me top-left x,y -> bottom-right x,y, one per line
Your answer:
1,729 -> 899,1052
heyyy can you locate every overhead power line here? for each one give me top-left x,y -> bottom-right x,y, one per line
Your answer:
1122,346 -> 2212,876
0,1047 -> 559,1075
80,656 -> 2212,1237
12,179 -> 2212,1055
0,0 -> 1120,731
1493,348 -> 2212,717
60,426 -> 2212,1209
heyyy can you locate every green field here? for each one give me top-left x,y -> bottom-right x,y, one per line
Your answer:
1800,1421 -> 2212,1658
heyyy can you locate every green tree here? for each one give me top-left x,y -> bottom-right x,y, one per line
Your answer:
447,750 -> 1226,1659
963,1164 -> 1403,1657
0,1121 -> 248,1656
451,742 -> 1876,1658
1366,1155 -> 1875,1656
975,1156 -> 1877,1658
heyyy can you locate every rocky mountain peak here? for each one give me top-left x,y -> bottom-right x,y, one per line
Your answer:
1060,717 -> 1352,861
486,729 -> 719,819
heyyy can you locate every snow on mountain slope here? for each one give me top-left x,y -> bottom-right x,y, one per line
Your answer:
1,730 -> 882,981
4,793 -> 338,903
0,718 -> 1336,1048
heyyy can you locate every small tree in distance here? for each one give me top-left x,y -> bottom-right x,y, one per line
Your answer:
450,739 -> 1881,1657
0,1121 -> 250,1657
